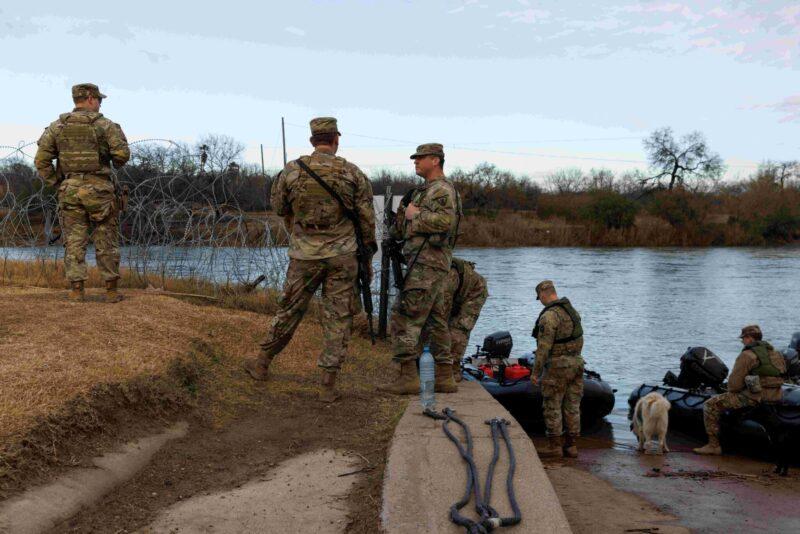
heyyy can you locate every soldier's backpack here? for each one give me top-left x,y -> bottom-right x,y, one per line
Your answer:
54,113 -> 103,173
677,346 -> 729,390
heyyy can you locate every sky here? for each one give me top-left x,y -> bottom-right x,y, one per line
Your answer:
1,0 -> 798,181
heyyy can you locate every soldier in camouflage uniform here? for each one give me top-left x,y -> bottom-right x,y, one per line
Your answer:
694,324 -> 787,455
244,117 -> 377,403
441,257 -> 488,382
379,143 -> 462,395
532,280 -> 585,458
34,83 -> 130,303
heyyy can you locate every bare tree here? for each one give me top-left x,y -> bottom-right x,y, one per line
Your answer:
757,160 -> 799,189
588,168 -> 615,190
546,167 -> 586,193
642,127 -> 724,190
195,134 -> 245,175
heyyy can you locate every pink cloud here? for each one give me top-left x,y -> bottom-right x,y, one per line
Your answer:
752,94 -> 800,123
497,8 -> 550,24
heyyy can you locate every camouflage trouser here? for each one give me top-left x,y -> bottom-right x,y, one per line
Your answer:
448,290 -> 487,360
541,360 -> 584,437
703,392 -> 758,439
391,263 -> 451,364
58,176 -> 120,282
259,253 -> 358,370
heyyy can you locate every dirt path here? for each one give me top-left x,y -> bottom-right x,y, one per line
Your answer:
50,380 -> 401,534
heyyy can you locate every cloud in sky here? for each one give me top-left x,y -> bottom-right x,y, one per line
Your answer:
752,94 -> 800,123
0,1 -> 797,177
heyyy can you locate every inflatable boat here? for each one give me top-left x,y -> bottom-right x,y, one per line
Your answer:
629,343 -> 800,453
461,331 -> 616,428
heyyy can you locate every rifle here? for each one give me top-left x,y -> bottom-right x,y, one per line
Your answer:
382,188 -> 428,290
296,159 -> 376,344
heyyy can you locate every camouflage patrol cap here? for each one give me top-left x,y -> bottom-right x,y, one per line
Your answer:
535,280 -> 555,300
309,117 -> 341,136
72,83 -> 107,100
410,143 -> 445,159
739,325 -> 762,339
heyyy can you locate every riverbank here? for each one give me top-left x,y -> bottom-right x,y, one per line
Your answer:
0,284 -> 404,532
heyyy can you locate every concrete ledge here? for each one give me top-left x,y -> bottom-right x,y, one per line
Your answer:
382,381 -> 572,533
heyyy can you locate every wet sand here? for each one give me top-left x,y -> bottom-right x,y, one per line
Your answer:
533,418 -> 800,534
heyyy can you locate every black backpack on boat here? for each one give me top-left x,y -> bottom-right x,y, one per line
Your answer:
674,347 -> 729,390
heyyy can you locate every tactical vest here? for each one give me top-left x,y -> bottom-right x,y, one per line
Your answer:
54,113 -> 103,173
532,298 -> 583,345
747,342 -> 783,378
294,155 -> 347,227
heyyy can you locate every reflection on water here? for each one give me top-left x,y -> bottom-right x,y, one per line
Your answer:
456,247 -> 800,446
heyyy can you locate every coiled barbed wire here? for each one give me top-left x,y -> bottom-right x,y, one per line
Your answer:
1,139 -> 393,300
0,139 -> 291,291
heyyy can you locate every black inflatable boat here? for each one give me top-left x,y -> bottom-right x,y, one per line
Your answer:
461,331 -> 616,428
629,343 -> 800,453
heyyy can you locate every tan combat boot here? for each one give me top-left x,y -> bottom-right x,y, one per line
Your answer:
68,281 -> 85,301
435,363 -> 458,393
563,434 -> 579,458
105,279 -> 123,303
538,436 -> 563,458
453,361 -> 463,383
244,351 -> 274,381
377,361 -> 420,395
319,370 -> 340,403
693,436 -> 722,455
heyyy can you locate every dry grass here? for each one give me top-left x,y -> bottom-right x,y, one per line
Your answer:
0,265 -> 400,493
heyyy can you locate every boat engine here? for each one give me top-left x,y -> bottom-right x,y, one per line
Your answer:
469,331 -> 531,382
664,346 -> 728,391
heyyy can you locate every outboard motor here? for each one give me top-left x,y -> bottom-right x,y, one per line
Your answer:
676,347 -> 728,391
481,331 -> 513,359
784,348 -> 800,383
790,332 -> 800,351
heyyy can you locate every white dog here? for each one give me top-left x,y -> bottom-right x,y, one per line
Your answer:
632,392 -> 671,454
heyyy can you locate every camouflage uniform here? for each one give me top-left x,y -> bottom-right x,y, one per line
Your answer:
703,334 -> 786,439
34,83 -> 129,283
389,144 -> 461,365
533,283 -> 585,438
441,258 -> 488,362
259,117 -> 376,371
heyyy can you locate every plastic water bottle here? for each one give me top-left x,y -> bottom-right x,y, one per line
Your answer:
420,346 -> 436,411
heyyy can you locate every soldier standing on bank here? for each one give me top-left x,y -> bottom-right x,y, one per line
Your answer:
532,280 -> 585,458
441,257 -> 488,382
379,143 -> 462,395
694,325 -> 787,455
34,83 -> 130,303
244,117 -> 377,403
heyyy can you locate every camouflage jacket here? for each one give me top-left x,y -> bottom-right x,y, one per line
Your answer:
728,343 -> 787,402
533,298 -> 584,377
443,257 -> 488,320
272,149 -> 377,260
391,177 -> 461,273
35,109 -> 130,188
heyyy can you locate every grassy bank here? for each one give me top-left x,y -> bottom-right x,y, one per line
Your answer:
0,263 -> 404,531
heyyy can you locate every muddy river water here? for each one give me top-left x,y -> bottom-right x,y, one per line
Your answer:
455,247 -> 800,446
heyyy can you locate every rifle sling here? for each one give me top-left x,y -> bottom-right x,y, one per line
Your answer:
295,159 -> 363,246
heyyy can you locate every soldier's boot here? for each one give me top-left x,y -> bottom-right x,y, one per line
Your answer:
435,363 -> 458,393
377,362 -> 420,395
244,351 -> 274,381
105,279 -> 123,303
319,370 -> 340,403
563,434 -> 579,458
68,281 -> 85,301
693,436 -> 722,456
538,436 -> 564,458
453,361 -> 463,383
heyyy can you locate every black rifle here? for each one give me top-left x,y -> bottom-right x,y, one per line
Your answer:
382,188 -> 424,290
296,159 -> 376,344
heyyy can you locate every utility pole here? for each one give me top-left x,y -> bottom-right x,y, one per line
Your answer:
260,144 -> 266,177
281,117 -> 287,166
